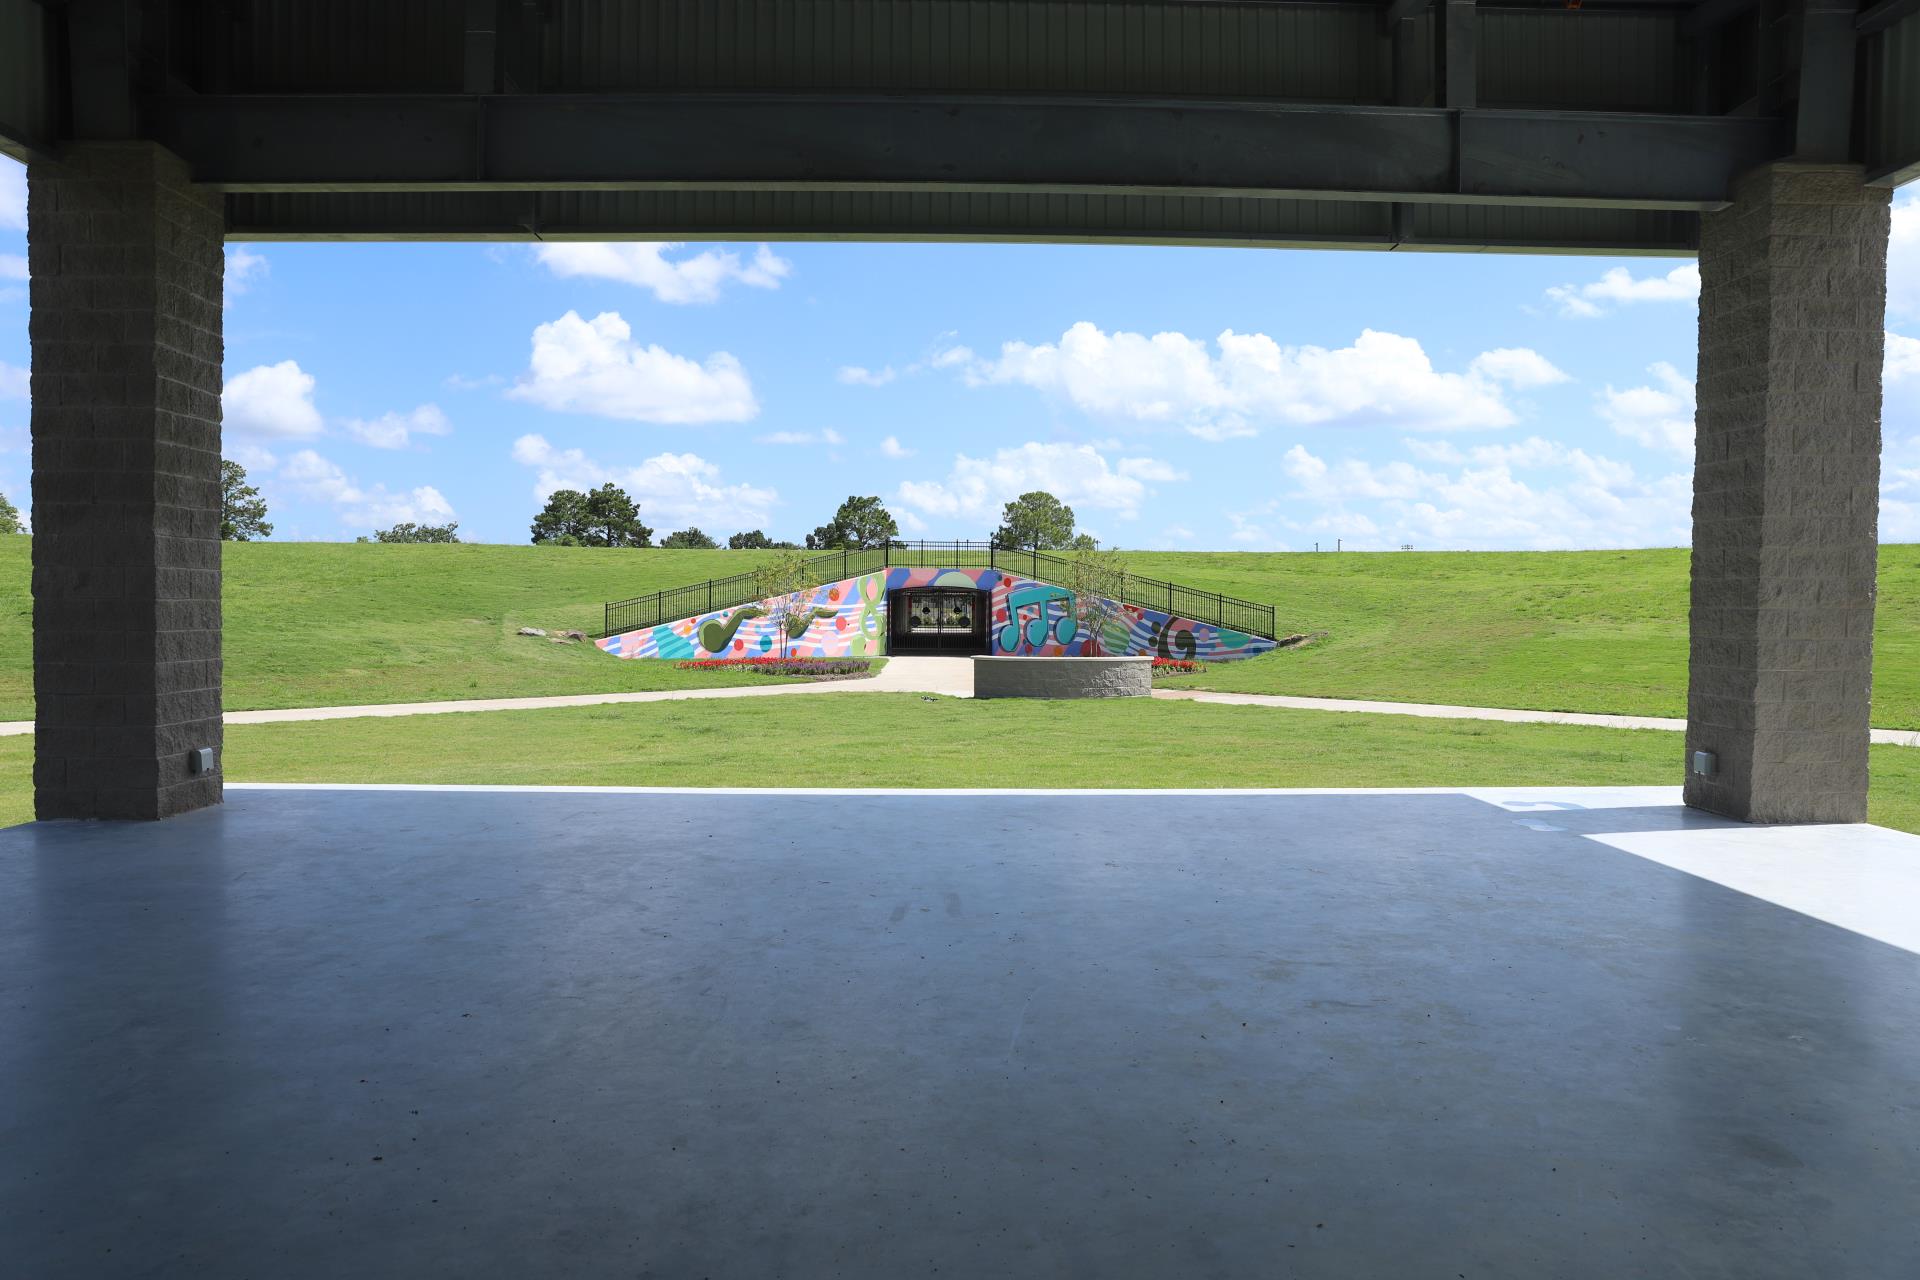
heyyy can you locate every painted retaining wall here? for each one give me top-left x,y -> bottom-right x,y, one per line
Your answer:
596,566 -> 1278,662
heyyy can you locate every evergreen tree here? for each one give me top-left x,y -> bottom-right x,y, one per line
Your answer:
221,461 -> 273,541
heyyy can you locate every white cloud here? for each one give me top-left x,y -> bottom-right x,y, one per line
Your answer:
0,362 -> 25,399
281,449 -> 455,529
223,442 -> 279,473
879,435 -> 916,459
0,254 -> 25,281
1887,330 -> 1920,386
1546,263 -> 1700,318
343,404 -> 453,450
224,246 -> 268,301
1159,525 -> 1196,542
754,428 -> 844,446
507,310 -> 758,424
532,242 -> 791,305
511,433 -> 778,529
1890,192 -> 1919,324
1273,440 -> 1690,551
897,441 -> 1185,524
1598,362 -> 1695,456
444,372 -> 504,391
838,365 -> 896,387
956,322 -> 1561,436
0,160 -> 22,231
223,360 -> 324,438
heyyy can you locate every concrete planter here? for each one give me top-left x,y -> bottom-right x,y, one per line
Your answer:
972,655 -> 1153,699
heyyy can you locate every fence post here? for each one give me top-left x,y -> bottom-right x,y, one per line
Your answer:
843,548 -> 848,579
707,580 -> 713,611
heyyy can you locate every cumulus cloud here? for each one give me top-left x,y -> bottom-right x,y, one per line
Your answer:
1598,362 -> 1695,456
0,159 -> 22,230
343,404 -> 453,450
511,433 -> 778,529
1545,263 -> 1700,318
532,242 -> 792,304
1267,439 -> 1690,551
223,360 -> 324,438
1891,191 -> 1919,324
281,449 -> 455,529
755,428 -> 844,447
507,310 -> 758,424
952,322 -> 1562,437
879,435 -> 916,459
224,246 -> 268,302
838,365 -> 896,387
0,361 -> 26,399
1887,330 -> 1920,386
0,254 -> 25,281
896,441 -> 1185,524
223,442 -> 279,473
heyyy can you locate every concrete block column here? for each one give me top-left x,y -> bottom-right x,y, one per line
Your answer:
1685,163 -> 1890,824
28,143 -> 225,820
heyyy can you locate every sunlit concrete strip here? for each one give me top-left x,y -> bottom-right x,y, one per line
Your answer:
1153,688 -> 1920,747
0,669 -> 1915,744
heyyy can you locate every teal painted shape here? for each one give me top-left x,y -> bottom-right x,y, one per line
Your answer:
653,626 -> 696,659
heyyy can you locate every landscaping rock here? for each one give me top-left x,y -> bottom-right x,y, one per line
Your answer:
518,627 -> 546,637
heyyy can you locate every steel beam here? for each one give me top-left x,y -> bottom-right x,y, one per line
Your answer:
1796,0 -> 1858,161
145,93 -> 1785,211
1680,0 -> 1759,36
1857,0 -> 1920,34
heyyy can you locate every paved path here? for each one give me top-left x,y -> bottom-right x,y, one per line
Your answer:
0,655 -> 1914,746
1152,688 -> 1920,747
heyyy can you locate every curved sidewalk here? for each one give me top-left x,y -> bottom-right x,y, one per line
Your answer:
0,659 -> 1914,747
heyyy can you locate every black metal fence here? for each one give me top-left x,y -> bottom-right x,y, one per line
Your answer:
602,540 -> 1277,640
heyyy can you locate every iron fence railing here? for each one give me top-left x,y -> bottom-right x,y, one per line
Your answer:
601,539 -> 1277,640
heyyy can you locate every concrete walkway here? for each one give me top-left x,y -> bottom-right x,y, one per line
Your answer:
0,656 -> 1914,746
1151,687 -> 1920,747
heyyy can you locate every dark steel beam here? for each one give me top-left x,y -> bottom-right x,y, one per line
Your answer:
0,0 -> 60,161
1383,0 -> 1433,25
1795,0 -> 1857,160
1857,0 -> 1920,32
1680,0 -> 1759,36
1442,0 -> 1477,110
145,93 -> 1786,211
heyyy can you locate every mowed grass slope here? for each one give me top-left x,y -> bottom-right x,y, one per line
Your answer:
0,539 -> 1914,724
0,539 -> 814,719
1126,546 -> 1920,728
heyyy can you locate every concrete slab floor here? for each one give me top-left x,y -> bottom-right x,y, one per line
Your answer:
3,787 -> 1919,1279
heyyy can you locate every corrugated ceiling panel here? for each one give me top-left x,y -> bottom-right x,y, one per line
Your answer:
541,0 -> 1383,100
1479,11 -> 1682,113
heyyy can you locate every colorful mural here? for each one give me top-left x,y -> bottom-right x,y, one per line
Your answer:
596,566 -> 1277,662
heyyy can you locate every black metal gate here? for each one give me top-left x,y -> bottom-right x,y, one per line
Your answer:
889,588 -> 989,655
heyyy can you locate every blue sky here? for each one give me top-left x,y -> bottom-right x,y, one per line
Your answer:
2,156 -> 1916,550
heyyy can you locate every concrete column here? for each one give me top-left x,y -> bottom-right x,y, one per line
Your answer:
1685,163 -> 1890,824
28,143 -> 225,820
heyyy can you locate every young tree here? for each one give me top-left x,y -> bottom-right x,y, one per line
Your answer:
994,490 -> 1076,550
363,521 -> 460,543
728,529 -> 775,550
807,494 -> 899,550
530,488 -> 590,545
221,460 -> 273,541
0,491 -> 21,535
753,549 -> 813,659
1063,546 -> 1133,657
583,482 -> 653,547
661,527 -> 719,549
1068,532 -> 1099,551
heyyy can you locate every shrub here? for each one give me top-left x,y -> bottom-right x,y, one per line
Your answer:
677,657 -> 874,677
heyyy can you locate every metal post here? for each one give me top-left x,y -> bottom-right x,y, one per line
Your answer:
707,580 -> 713,611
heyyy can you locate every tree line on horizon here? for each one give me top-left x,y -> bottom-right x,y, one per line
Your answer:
211,460 -> 1104,551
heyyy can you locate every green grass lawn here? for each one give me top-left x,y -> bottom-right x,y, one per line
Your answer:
0,540 -> 833,718
0,538 -> 1912,723
1125,546 -> 1920,728
2,695 -> 1914,833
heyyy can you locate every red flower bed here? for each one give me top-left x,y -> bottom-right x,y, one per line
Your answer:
1151,658 -> 1207,675
677,657 -> 874,677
